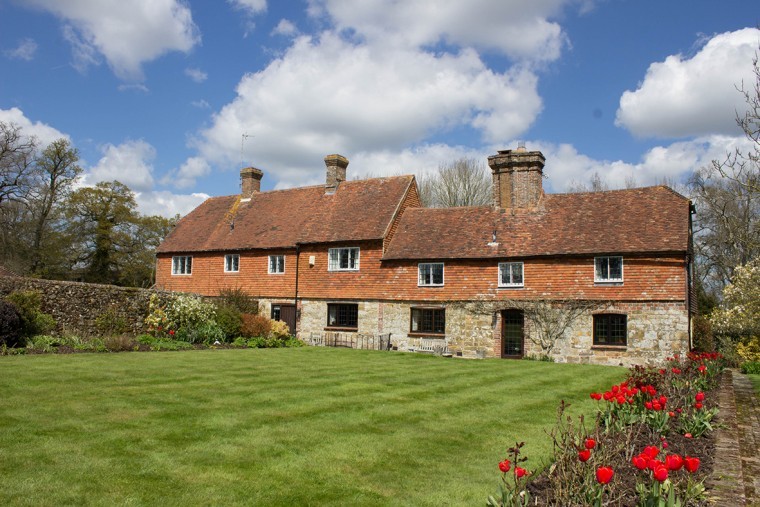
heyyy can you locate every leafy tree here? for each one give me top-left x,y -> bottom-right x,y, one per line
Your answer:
418,158 -> 491,207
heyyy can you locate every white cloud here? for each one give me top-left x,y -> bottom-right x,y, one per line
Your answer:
185,67 -> 208,83
117,83 -> 150,93
194,32 -> 542,188
0,107 -> 68,146
25,0 -> 200,81
271,19 -> 298,37
163,156 -> 211,189
191,99 -> 211,109
134,190 -> 209,218
228,0 -> 267,15
616,28 -> 760,138
4,38 -> 38,61
86,140 -> 156,191
308,0 -> 570,62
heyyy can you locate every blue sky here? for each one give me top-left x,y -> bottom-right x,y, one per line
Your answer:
1,0 -> 758,217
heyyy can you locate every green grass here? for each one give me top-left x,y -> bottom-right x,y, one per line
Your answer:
748,374 -> 760,396
0,348 -> 623,506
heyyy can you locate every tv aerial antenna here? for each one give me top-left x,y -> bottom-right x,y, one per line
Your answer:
240,133 -> 253,168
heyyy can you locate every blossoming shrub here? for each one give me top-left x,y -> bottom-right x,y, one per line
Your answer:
145,293 -> 217,339
710,259 -> 760,340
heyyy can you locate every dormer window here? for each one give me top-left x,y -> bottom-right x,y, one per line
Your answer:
595,256 -> 623,283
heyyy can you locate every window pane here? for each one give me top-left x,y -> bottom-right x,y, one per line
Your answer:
595,258 -> 608,279
432,264 -> 443,284
609,257 -> 622,279
511,263 -> 523,284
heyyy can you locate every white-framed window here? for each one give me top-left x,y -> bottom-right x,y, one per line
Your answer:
595,256 -> 623,283
172,256 -> 192,275
328,247 -> 360,271
269,254 -> 285,274
498,262 -> 524,287
418,262 -> 444,286
224,254 -> 239,273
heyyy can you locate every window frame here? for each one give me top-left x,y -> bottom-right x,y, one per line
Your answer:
268,254 -> 285,274
328,247 -> 360,272
326,303 -> 359,330
410,307 -> 446,335
594,256 -> 624,283
418,262 -> 444,287
593,314 -> 628,346
171,255 -> 192,275
498,261 -> 524,288
224,254 -> 240,273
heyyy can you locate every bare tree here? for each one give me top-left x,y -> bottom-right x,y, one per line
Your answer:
0,122 -> 37,206
418,157 -> 491,207
566,171 -> 609,193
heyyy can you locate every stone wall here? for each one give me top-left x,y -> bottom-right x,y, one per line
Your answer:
0,275 -> 176,336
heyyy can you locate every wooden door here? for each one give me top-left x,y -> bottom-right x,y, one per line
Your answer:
272,304 -> 297,337
502,310 -> 524,358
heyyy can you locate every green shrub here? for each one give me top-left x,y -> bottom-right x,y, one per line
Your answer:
0,300 -> 23,348
217,287 -> 259,314
283,337 -> 304,348
270,319 -> 290,339
185,322 -> 225,344
103,335 -> 137,352
231,336 -> 248,347
737,336 -> 760,363
95,306 -> 130,335
214,304 -> 243,340
5,290 -> 56,337
741,361 -> 760,374
241,313 -> 272,338
692,315 -> 715,352
246,337 -> 267,348
27,335 -> 60,353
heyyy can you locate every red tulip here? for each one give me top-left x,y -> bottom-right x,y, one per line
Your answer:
653,466 -> 669,482
596,467 -> 614,484
643,446 -> 659,459
665,454 -> 683,471
169,329 -> 175,336
585,438 -> 596,450
684,456 -> 700,473
498,459 -> 511,473
648,459 -> 664,471
659,395 -> 667,405
695,402 -> 703,410
632,455 -> 648,470
590,392 -> 602,400
645,401 -> 653,410
672,368 -> 681,374
515,467 -> 527,478
652,402 -> 662,411
668,411 -> 676,417
695,392 -> 705,402
684,433 -> 693,438
578,450 -> 591,462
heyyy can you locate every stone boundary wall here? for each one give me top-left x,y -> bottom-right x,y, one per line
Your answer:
0,275 -> 177,336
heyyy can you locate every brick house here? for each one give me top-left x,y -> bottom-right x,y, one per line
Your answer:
155,148 -> 695,366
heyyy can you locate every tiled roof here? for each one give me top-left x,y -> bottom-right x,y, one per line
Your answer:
157,176 -> 415,253
382,186 -> 690,260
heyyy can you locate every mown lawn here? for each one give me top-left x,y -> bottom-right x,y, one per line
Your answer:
0,348 -> 624,506
748,373 -> 760,396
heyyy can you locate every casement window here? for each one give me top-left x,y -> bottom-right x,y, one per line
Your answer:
594,256 -> 623,282
269,255 -> 285,274
224,254 -> 240,273
593,314 -> 627,346
328,247 -> 360,271
271,304 -> 281,321
172,256 -> 192,275
410,307 -> 445,335
498,262 -> 524,287
327,303 -> 358,329
418,262 -> 444,286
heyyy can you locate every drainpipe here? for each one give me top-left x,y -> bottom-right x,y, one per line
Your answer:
294,243 -> 300,337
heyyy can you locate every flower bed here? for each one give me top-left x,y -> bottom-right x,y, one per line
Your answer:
489,352 -> 726,506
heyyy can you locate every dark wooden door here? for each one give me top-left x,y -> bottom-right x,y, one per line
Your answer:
502,310 -> 524,358
276,304 -> 297,336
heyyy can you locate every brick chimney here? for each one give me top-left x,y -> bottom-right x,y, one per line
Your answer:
240,167 -> 263,198
324,154 -> 348,194
488,144 -> 545,210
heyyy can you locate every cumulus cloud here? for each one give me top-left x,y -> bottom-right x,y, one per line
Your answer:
134,190 -> 209,218
86,140 -> 156,191
185,67 -> 208,83
0,107 -> 68,146
163,156 -> 211,189
308,0 -> 569,62
194,32 -> 542,188
4,38 -> 38,61
24,0 -> 200,81
271,19 -> 298,37
191,99 -> 211,109
616,28 -> 760,138
228,0 -> 267,15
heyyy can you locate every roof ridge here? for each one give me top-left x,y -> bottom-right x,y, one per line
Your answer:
549,185 -> 682,197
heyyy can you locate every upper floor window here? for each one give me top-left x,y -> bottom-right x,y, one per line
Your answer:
224,254 -> 239,273
593,314 -> 627,346
498,262 -> 524,287
327,303 -> 358,329
595,256 -> 623,283
418,262 -> 444,286
328,247 -> 360,271
172,256 -> 192,275
269,255 -> 285,274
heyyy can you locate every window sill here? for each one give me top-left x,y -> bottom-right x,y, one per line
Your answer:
591,345 -> 627,351
171,274 -> 192,276
408,332 -> 445,338
498,285 -> 524,289
324,326 -> 358,332
594,281 -> 623,286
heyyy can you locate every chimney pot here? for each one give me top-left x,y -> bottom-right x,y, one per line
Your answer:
240,167 -> 264,198
488,145 -> 545,210
325,154 -> 349,193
